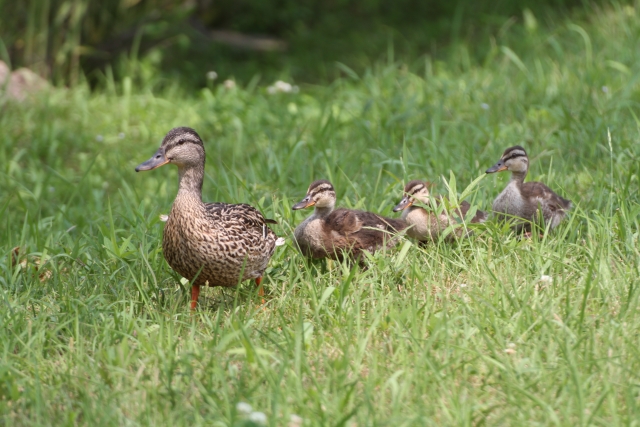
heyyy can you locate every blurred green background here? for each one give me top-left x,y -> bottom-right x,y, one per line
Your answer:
1,0 -> 589,88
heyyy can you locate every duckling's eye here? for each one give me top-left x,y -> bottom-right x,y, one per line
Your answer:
177,140 -> 186,146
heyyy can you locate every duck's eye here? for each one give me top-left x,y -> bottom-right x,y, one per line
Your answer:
177,140 -> 186,146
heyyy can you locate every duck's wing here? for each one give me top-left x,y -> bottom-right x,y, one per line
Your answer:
327,209 -> 406,235
322,208 -> 406,259
521,182 -> 573,212
429,197 -> 486,224
204,202 -> 277,237
457,200 -> 489,223
358,211 -> 407,234
323,208 -> 361,236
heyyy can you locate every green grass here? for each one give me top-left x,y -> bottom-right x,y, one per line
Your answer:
2,2 -> 640,425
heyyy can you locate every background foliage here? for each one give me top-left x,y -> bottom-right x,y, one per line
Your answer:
2,0 -> 589,86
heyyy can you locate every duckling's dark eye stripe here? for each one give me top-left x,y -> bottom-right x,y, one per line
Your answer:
404,180 -> 427,193
408,185 -> 425,194
310,188 -> 334,196
310,184 -> 334,191
503,152 -> 526,162
308,182 -> 332,190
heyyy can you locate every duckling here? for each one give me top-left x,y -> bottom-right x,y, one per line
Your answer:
292,180 -> 406,262
135,127 -> 278,309
486,145 -> 572,233
393,180 -> 488,243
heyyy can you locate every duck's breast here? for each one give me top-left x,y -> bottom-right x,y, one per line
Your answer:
493,182 -> 526,218
294,216 -> 328,258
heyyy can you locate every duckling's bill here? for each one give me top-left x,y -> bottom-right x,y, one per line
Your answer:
393,196 -> 413,212
292,197 -> 315,210
486,160 -> 508,174
135,147 -> 169,172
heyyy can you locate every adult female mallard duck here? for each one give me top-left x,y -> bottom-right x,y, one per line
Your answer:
486,145 -> 572,233
393,180 -> 488,243
135,127 -> 278,309
292,180 -> 406,263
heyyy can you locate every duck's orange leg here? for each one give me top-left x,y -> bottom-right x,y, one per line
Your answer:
255,277 -> 265,304
190,284 -> 200,310
255,277 -> 264,296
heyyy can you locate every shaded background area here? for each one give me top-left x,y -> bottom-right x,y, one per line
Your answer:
0,0 -> 592,89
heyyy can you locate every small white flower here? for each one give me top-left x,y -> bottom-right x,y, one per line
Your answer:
118,132 -> 125,139
248,411 -> 267,424
267,80 -> 296,94
236,402 -> 252,415
540,275 -> 553,283
223,79 -> 236,89
96,135 -> 104,142
601,86 -> 609,93
289,414 -> 303,427
275,237 -> 286,246
459,283 -> 468,289
275,80 -> 292,92
206,71 -> 218,80
480,103 -> 490,110
159,214 -> 169,222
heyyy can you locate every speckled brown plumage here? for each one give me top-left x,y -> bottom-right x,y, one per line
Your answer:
486,146 -> 572,232
292,180 -> 406,263
393,180 -> 488,243
136,127 -> 277,308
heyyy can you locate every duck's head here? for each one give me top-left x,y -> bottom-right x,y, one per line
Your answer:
486,145 -> 529,174
135,127 -> 205,172
292,180 -> 336,211
393,180 -> 431,212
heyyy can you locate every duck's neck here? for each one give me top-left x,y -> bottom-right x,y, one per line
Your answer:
176,164 -> 204,202
510,169 -> 527,186
414,193 -> 430,205
313,205 -> 334,218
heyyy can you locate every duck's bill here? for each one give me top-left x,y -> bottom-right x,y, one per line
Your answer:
292,198 -> 315,210
135,148 -> 169,172
393,196 -> 413,212
486,160 -> 507,174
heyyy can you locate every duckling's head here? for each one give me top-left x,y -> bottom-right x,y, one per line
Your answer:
393,180 -> 431,212
135,127 -> 205,172
292,180 -> 336,211
486,145 -> 529,174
